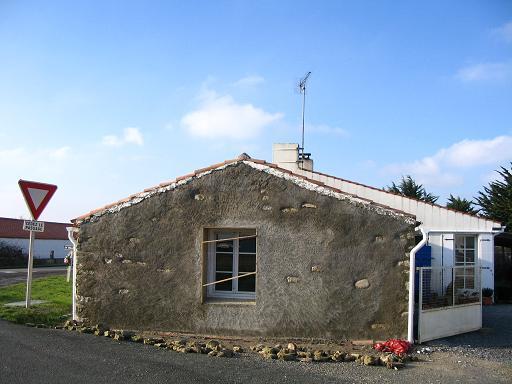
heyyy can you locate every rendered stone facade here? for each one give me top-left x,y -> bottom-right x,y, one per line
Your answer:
75,162 -> 415,340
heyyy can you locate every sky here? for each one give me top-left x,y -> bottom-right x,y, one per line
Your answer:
1,0 -> 511,223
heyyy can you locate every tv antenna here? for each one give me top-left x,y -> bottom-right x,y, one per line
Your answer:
298,71 -> 311,161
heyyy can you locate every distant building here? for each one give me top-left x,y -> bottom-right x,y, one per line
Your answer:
0,217 -> 72,261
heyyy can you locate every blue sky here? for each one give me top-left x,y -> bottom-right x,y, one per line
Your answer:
1,0 -> 511,222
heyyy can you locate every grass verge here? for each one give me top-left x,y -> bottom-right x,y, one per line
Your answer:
0,276 -> 72,326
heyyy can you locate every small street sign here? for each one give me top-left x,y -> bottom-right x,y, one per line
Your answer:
23,220 -> 44,232
64,245 -> 73,250
18,180 -> 58,221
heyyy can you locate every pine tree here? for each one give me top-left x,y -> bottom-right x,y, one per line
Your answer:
446,194 -> 477,214
475,163 -> 512,231
386,175 -> 439,204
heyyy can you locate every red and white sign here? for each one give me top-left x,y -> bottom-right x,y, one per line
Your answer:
18,180 -> 58,220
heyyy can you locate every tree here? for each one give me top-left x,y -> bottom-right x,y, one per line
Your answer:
0,241 -> 26,267
385,175 -> 439,203
475,163 -> 512,231
446,194 -> 477,214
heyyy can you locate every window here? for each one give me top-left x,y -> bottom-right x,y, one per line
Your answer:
454,235 -> 477,289
206,229 -> 256,300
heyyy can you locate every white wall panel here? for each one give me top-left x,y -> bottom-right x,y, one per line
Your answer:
0,237 -> 71,259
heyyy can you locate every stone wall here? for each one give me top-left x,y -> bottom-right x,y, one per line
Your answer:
76,163 -> 415,340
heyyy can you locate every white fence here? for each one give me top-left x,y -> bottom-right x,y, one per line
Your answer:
417,266 -> 482,343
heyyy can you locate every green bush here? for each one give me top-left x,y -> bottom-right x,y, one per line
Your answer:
0,241 -> 27,267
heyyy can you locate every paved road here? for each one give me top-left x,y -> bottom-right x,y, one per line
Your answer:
0,319 -> 511,384
0,267 -> 67,287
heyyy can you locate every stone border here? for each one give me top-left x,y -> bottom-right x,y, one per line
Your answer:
54,320 -> 419,370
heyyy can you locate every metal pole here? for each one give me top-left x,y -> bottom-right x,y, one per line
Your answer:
25,230 -> 35,308
418,267 -> 423,344
66,263 -> 71,283
301,86 -> 306,157
452,267 -> 456,307
67,227 -> 78,321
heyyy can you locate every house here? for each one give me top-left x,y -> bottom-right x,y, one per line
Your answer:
272,144 -> 504,342
0,217 -> 72,264
71,144 -> 504,343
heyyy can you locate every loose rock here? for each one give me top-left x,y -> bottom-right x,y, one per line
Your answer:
355,279 -> 370,289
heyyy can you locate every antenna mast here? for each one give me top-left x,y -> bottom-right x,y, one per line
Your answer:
299,71 -> 311,160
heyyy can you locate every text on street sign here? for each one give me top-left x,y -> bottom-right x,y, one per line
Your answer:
23,220 -> 45,232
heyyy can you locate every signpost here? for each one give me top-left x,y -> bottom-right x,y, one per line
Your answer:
18,180 -> 57,308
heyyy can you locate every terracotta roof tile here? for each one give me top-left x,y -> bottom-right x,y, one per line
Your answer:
73,156 -> 416,223
175,173 -> 195,182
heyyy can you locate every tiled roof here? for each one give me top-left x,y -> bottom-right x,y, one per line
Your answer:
73,155 -> 415,224
0,217 -> 71,240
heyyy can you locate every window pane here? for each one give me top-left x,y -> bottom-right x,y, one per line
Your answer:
454,274 -> 465,290
239,254 -> 256,272
455,250 -> 465,264
466,270 -> 475,289
239,237 -> 256,253
216,253 -> 233,271
216,240 -> 233,253
455,236 -> 465,250
215,272 -> 232,291
466,250 -> 475,263
465,236 -> 475,249
238,274 -> 255,292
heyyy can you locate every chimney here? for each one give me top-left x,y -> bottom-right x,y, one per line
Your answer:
272,143 -> 313,172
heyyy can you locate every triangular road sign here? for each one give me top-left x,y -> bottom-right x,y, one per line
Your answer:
18,180 -> 58,220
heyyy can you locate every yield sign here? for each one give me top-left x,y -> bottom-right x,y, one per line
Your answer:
18,180 -> 58,220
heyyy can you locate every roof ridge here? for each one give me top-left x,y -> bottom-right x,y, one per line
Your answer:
73,157 -> 415,223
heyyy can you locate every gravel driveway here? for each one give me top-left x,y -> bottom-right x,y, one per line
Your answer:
426,304 -> 512,363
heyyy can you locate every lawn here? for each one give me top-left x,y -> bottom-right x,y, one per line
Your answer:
0,276 -> 72,326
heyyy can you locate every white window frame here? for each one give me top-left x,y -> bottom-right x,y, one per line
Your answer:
454,234 -> 477,289
206,229 -> 256,300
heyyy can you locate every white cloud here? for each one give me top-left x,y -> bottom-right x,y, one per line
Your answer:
439,136 -> 512,167
181,89 -> 283,140
49,146 -> 71,159
384,135 -> 512,188
308,123 -> 349,137
0,146 -> 72,166
101,127 -> 144,147
456,61 -> 512,83
0,148 -> 25,164
492,20 -> 512,43
232,75 -> 265,87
